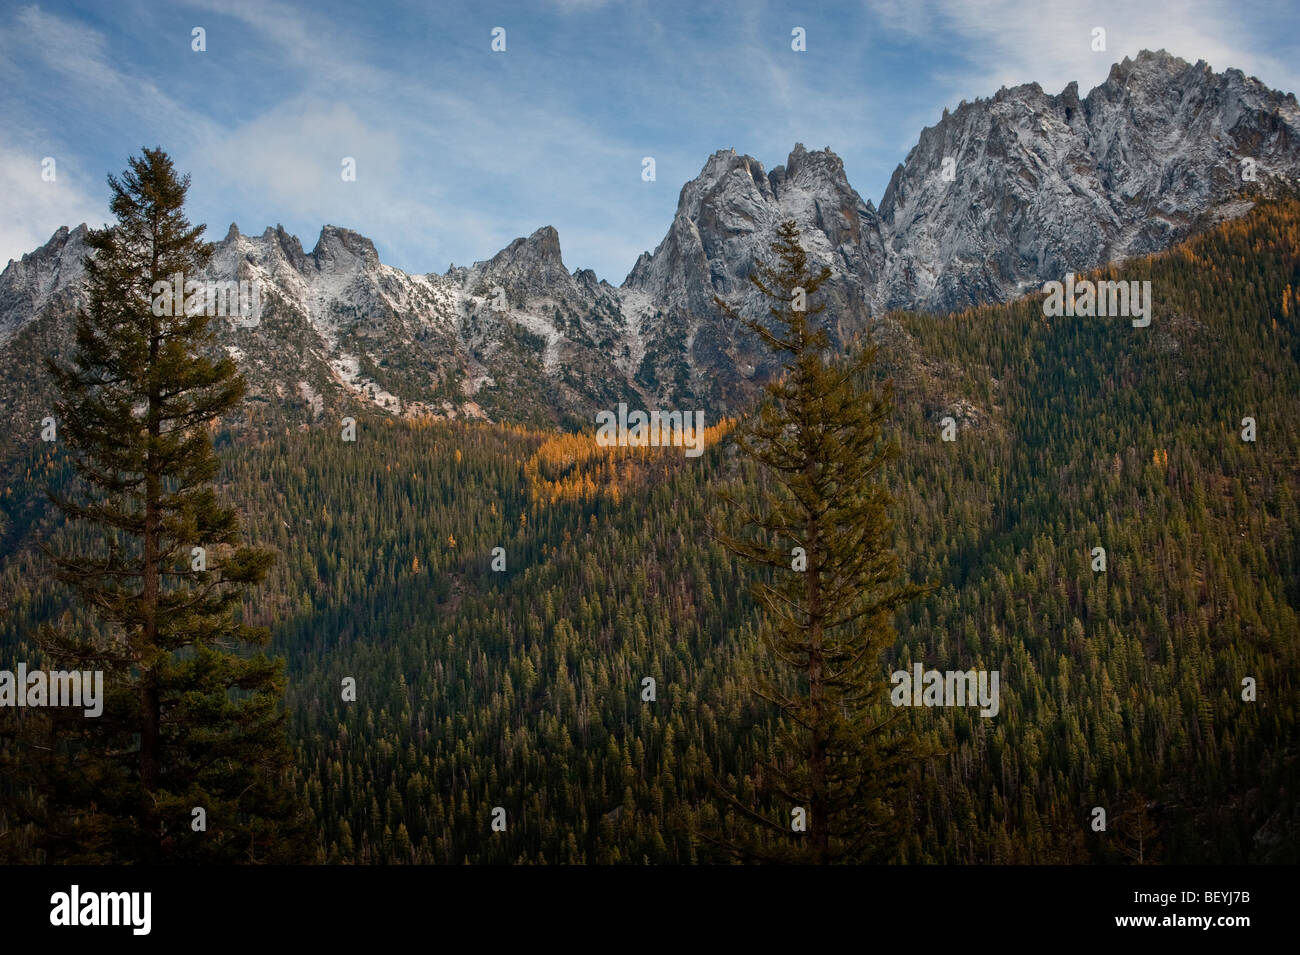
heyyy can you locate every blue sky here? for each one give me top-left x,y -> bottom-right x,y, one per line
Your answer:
3,0 -> 1298,283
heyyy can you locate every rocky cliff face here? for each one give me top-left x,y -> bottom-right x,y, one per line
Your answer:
874,49 -> 1300,312
0,217 -> 638,439
615,52 -> 1299,406
622,144 -> 885,411
0,224 -> 91,344
2,50 -> 1297,434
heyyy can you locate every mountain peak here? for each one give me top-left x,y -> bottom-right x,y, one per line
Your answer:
488,225 -> 563,268
1104,48 -> 1189,88
670,148 -> 773,224
623,137 -> 883,371
695,148 -> 766,184
251,224 -> 308,269
468,225 -> 572,295
770,143 -> 850,195
0,223 -> 93,343
22,224 -> 83,261
310,225 -> 380,269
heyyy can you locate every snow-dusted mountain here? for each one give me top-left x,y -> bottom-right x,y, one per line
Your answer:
0,219 -> 637,432
623,143 -> 886,412
2,50 -> 1297,431
874,49 -> 1299,312
626,50 -> 1300,406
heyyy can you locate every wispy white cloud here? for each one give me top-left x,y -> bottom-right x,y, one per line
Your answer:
0,3 -> 219,261
5,4 -> 214,144
863,0 -> 1300,172
196,100 -> 403,225
176,0 -> 671,278
0,147 -> 103,265
865,0 -> 1300,105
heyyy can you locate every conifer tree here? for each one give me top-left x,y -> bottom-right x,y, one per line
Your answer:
5,148 -> 311,862
713,220 -> 927,863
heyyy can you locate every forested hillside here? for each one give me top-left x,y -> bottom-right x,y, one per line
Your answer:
2,199 -> 1297,864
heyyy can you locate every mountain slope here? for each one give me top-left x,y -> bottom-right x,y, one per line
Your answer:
4,195 -> 1296,864
876,49 -> 1300,312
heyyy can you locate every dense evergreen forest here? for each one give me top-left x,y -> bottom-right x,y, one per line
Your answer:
2,198 -> 1298,864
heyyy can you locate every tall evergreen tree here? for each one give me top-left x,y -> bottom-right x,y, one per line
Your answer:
4,148 -> 311,862
713,220 -> 928,863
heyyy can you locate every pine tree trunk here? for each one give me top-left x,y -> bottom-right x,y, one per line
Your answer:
142,470 -> 160,798
807,471 -> 829,864
140,231 -> 162,845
